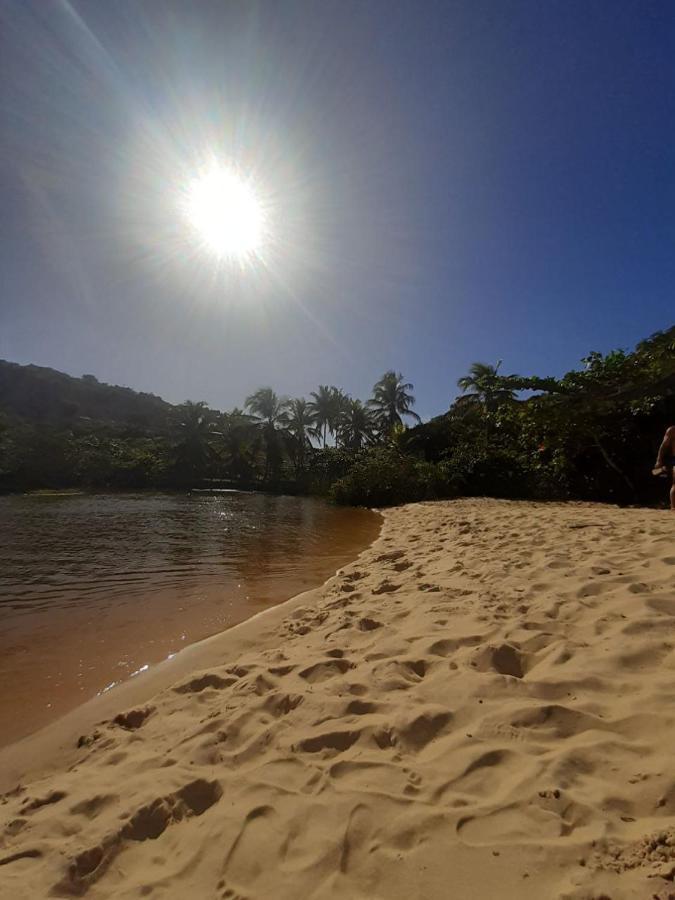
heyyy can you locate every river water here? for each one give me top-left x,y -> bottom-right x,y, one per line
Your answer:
0,491 -> 379,745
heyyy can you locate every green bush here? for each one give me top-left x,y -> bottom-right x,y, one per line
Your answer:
330,448 -> 455,507
329,444 -> 555,507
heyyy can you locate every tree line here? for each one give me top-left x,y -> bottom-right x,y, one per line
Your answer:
1,326 -> 673,506
0,370 -> 421,493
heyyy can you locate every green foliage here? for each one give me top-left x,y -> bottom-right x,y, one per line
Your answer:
368,371 -> 421,436
337,399 -> 377,450
1,328 -> 673,506
171,401 -> 219,485
330,448 -> 453,507
284,398 -> 317,474
309,386 -> 347,447
456,360 -> 517,416
306,447 -> 362,494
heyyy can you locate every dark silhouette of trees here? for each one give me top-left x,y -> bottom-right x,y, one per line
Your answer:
172,401 -> 218,483
218,408 -> 257,482
284,398 -> 317,474
368,371 -> 421,435
308,385 -> 346,447
456,361 -> 517,414
2,326 -> 673,506
338,399 -> 376,450
245,388 -> 289,482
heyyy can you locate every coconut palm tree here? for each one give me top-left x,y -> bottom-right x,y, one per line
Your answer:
330,388 -> 351,448
218,408 -> 257,482
284,398 -> 317,473
456,361 -> 517,444
245,388 -> 289,481
338,398 -> 376,450
368,371 -> 421,436
456,361 -> 516,414
308,385 -> 337,447
172,400 -> 218,482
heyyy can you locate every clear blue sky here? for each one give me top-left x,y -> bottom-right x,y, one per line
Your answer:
1,0 -> 673,419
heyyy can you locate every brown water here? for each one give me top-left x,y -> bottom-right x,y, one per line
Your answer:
0,491 -> 379,745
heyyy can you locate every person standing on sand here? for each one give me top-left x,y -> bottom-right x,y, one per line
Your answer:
653,425 -> 675,510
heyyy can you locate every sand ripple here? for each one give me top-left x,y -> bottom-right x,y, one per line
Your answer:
1,499 -> 674,898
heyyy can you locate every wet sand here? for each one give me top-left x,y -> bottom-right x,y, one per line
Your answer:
1,499 -> 675,899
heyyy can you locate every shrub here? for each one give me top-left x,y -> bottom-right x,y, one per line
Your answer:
330,448 -> 455,507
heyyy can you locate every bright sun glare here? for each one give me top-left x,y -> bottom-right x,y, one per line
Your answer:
185,166 -> 264,260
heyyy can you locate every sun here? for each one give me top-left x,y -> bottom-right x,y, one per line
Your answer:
184,166 -> 264,260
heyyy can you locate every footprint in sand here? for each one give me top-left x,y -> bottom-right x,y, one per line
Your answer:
340,804 -> 375,873
375,550 -> 406,563
357,617 -> 383,631
372,580 -> 401,595
53,779 -> 222,894
174,674 -> 237,694
299,658 -> 353,683
69,794 -> 117,821
112,706 -> 155,730
296,728 -> 362,754
395,708 -> 453,752
472,644 -> 528,679
20,790 -> 66,814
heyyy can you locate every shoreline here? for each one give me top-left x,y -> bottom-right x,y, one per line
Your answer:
0,509 -> 385,793
0,492 -> 380,747
2,498 -> 675,899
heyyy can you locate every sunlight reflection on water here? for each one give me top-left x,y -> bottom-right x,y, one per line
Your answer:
0,491 -> 379,744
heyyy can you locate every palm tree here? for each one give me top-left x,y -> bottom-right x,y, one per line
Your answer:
245,388 -> 289,482
245,388 -> 286,425
456,361 -> 517,444
284,398 -> 317,473
331,388 -> 351,448
368,371 -> 421,436
456,361 -> 516,414
309,386 -> 337,447
218,408 -> 257,482
338,398 -> 376,450
172,400 -> 217,482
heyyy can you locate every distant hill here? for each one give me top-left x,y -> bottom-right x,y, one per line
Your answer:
0,360 -> 173,430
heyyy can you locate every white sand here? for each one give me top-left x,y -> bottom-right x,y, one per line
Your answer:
1,498 -> 674,899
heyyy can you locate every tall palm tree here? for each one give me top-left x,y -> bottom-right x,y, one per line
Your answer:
309,385 -> 337,448
245,388 -> 286,425
330,388 -> 351,448
283,398 -> 317,473
338,398 -> 376,450
172,400 -> 217,482
456,361 -> 517,444
218,408 -> 257,482
456,361 -> 516,414
245,388 -> 289,481
368,371 -> 421,436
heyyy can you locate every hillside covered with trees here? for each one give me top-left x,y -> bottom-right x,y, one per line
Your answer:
0,326 -> 673,506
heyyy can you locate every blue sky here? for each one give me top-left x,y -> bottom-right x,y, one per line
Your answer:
1,0 -> 673,420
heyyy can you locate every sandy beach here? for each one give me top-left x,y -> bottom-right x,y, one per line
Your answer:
1,498 -> 674,899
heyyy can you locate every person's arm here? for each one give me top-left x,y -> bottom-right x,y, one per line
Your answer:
655,427 -> 675,467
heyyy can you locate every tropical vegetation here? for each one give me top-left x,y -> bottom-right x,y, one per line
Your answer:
0,326 -> 673,508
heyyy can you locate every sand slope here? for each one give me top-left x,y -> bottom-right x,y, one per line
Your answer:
1,498 -> 674,899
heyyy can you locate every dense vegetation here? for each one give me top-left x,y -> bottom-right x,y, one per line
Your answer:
1,326 -> 673,507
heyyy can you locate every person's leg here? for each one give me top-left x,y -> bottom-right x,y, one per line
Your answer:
671,468 -> 675,510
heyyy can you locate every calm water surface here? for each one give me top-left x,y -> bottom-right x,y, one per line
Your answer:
0,492 -> 379,745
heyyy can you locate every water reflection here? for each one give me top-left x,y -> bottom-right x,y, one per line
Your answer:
0,491 -> 379,744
